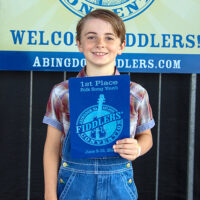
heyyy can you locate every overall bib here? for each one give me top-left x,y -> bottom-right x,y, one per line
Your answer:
57,131 -> 138,200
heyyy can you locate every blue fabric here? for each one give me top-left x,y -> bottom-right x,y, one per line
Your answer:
57,131 -> 138,200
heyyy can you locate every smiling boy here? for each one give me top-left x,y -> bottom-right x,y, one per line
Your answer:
43,9 -> 155,200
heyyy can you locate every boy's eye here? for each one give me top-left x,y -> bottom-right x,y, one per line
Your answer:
87,36 -> 95,40
106,37 -> 114,41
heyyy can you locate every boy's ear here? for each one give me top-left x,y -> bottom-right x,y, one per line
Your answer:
117,40 -> 126,55
77,40 -> 83,53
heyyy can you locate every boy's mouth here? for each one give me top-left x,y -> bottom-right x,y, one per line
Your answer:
93,52 -> 108,56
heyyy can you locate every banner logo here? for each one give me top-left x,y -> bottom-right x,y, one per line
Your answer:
59,0 -> 154,21
76,94 -> 123,146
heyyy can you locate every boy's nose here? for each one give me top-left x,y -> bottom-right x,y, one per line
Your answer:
96,37 -> 105,48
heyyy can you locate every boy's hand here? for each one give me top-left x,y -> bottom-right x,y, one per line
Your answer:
113,138 -> 140,161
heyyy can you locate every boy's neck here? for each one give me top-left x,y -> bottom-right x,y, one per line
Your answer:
86,64 -> 116,77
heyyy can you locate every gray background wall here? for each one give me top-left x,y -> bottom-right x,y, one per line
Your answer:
0,71 -> 199,200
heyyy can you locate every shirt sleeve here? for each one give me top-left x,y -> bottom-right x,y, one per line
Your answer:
42,86 -> 64,132
135,90 -> 155,134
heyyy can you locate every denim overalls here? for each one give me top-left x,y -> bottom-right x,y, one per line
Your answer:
43,68 -> 155,199
57,131 -> 138,200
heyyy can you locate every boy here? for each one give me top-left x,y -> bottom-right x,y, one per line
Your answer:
43,9 -> 155,200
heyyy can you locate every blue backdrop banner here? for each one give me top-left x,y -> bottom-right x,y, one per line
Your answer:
1,1 -> 200,73
1,51 -> 200,73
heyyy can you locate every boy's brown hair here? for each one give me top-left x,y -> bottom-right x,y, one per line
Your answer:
76,9 -> 126,44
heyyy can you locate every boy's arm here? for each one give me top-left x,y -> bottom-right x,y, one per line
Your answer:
113,129 -> 153,161
43,125 -> 62,200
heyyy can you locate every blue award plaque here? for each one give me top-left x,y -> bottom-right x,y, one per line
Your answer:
69,75 -> 130,158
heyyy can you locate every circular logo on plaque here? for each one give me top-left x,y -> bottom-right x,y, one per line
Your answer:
76,94 -> 123,146
59,0 -> 154,21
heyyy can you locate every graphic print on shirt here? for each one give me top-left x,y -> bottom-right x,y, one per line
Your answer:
76,94 -> 123,146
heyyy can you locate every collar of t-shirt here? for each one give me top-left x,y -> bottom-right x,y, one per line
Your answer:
77,66 -> 120,77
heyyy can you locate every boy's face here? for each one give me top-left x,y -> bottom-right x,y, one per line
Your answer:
77,18 -> 125,69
